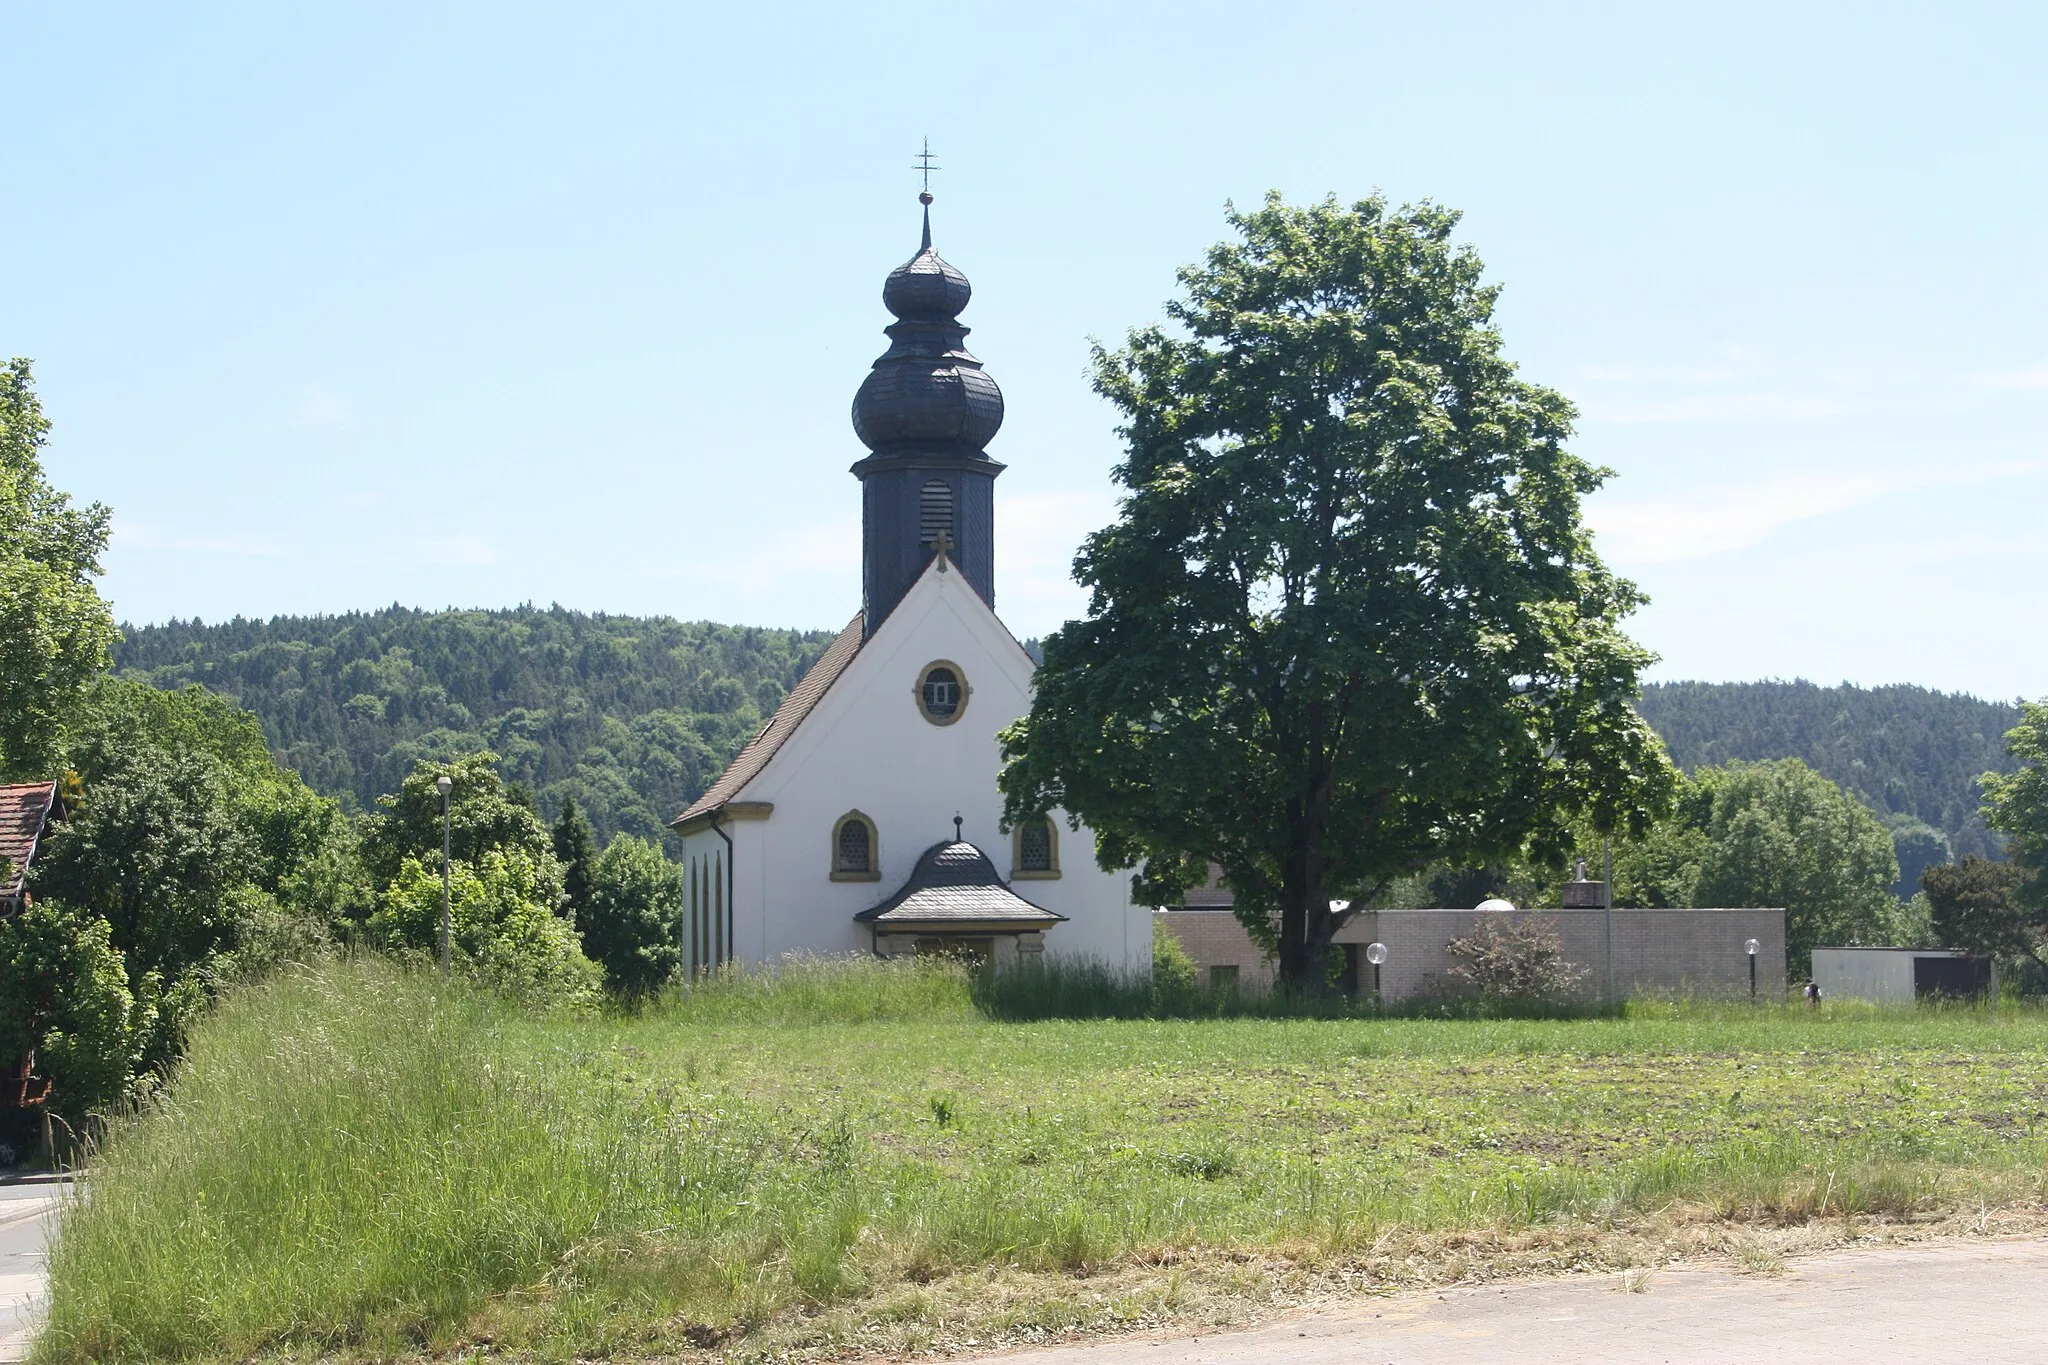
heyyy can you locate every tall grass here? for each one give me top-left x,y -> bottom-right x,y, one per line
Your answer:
35,956 -> 2048,1363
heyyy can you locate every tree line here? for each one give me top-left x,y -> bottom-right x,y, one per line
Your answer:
113,606 -> 835,847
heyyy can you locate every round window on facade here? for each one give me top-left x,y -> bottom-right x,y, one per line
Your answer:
916,661 -> 968,726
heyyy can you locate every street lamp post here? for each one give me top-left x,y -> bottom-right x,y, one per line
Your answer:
1365,941 -> 1388,1001
1745,937 -> 1760,1003
436,773 -> 454,974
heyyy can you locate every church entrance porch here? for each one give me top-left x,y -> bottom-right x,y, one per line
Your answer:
856,839 -> 1063,966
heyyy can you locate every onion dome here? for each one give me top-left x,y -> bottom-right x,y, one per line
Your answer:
851,200 -> 1005,457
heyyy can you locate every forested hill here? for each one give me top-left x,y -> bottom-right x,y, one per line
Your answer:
116,611 -> 2024,858
114,607 -> 836,845
1637,680 -> 2021,858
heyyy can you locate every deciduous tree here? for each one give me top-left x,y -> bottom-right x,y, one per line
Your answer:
0,359 -> 116,778
1000,194 -> 1674,990
1982,699 -> 2048,915
579,835 -> 681,996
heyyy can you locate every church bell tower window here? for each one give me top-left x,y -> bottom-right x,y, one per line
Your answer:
916,661 -> 968,726
920,480 -> 953,548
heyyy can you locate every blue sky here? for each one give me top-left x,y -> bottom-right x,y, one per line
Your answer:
8,3 -> 2043,699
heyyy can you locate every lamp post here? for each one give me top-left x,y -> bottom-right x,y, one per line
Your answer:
436,773 -> 454,975
1365,941 -> 1388,1000
1745,937 -> 1760,1003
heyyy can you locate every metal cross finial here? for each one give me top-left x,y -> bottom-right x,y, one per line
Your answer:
953,813 -> 963,842
912,138 -> 940,196
931,526 -> 954,570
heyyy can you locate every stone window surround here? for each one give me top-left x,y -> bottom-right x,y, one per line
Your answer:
914,659 -> 970,727
1010,815 -> 1061,880
830,809 -> 882,882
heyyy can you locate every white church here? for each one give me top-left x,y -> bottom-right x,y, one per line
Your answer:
669,192 -> 1153,974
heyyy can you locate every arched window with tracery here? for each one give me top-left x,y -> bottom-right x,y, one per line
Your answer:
1012,816 -> 1060,879
831,811 -> 880,881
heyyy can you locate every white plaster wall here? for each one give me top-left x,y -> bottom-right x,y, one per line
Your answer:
1811,949 -> 1916,1004
680,560 -> 1149,971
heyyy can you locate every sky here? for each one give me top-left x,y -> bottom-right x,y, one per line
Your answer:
7,2 -> 2044,700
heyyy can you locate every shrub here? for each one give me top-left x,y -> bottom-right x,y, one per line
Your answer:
581,835 -> 682,997
1444,913 -> 1588,1001
368,849 -> 599,1010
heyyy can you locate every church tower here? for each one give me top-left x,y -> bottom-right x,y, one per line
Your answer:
849,192 -> 1004,635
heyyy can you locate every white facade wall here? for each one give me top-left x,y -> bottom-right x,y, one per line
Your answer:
676,560 -> 1151,971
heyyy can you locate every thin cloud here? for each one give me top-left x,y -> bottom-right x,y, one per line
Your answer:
116,520 -> 286,557
417,534 -> 501,566
1973,367 -> 2048,392
1589,459 -> 2047,565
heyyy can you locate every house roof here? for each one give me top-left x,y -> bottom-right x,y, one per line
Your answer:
673,612 -> 867,827
0,781 -> 64,900
855,841 -> 1066,928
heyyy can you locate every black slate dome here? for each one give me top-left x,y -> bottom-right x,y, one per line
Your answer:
883,247 -> 971,321
851,207 -> 1005,457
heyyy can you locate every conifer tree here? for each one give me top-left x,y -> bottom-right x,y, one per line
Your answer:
551,797 -> 597,924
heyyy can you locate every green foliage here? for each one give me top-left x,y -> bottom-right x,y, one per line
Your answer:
1888,822 -> 1953,899
39,957 -> 2048,1362
112,606 -> 835,844
551,795 -> 597,922
1001,192 -> 1674,990
1687,760 -> 1899,975
580,835 -> 682,996
1982,699 -> 2048,915
0,901 -> 142,1126
1637,680 -> 2021,859
1151,923 -> 1198,990
358,751 -> 561,905
0,359 -> 117,778
368,851 -> 598,1009
1925,856 -> 2040,970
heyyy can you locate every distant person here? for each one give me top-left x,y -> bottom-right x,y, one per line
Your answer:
1804,981 -> 1822,1008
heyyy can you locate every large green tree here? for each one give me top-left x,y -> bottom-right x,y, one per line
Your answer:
1688,759 -> 1900,974
358,751 -> 561,905
0,359 -> 117,778
1000,194 -> 1674,990
1982,699 -> 2048,916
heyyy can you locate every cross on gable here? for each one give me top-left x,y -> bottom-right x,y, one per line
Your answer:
931,527 -> 954,571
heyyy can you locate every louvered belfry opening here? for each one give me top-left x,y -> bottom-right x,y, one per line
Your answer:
850,196 -> 1005,634
919,480 -> 953,548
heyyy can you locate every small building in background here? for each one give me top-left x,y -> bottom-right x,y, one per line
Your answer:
1811,947 -> 1995,1004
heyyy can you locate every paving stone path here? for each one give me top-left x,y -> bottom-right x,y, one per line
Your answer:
0,1185 -> 60,1365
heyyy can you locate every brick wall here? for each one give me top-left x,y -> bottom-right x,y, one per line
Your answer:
1157,907 -> 1787,1001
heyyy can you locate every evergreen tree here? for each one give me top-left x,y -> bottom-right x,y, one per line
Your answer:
551,797 -> 597,924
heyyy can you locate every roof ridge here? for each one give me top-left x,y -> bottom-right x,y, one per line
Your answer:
672,612 -> 866,827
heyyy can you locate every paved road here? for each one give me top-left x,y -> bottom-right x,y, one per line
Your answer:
0,1184 -> 61,1365
981,1238 -> 2048,1365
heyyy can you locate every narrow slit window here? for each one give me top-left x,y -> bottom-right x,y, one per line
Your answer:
920,480 -> 953,547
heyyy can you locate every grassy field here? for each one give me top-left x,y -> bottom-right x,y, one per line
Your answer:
35,957 -> 2048,1363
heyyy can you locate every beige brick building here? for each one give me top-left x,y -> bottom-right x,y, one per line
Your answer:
1159,905 -> 1786,1002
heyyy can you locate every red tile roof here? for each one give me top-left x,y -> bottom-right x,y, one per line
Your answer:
672,612 -> 866,827
0,781 -> 63,901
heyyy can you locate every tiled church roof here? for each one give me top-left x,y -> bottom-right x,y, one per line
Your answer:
855,840 -> 1065,927
0,781 -> 64,902
673,612 -> 866,827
